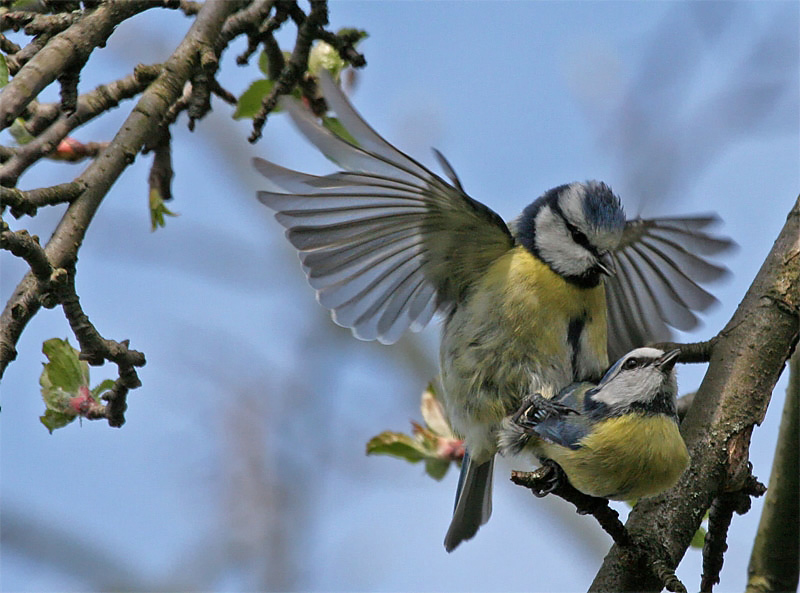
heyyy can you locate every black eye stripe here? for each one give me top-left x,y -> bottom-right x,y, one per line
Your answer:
550,200 -> 600,256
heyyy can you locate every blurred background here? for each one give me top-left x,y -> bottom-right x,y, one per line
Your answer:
2,2 -> 798,591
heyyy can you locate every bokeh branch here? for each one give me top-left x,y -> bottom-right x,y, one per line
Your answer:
590,196 -> 800,592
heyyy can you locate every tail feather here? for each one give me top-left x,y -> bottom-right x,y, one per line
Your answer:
443,451 -> 494,552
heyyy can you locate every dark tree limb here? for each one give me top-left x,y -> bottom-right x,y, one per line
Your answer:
0,222 -> 54,283
590,196 -> 800,592
511,464 -> 631,547
649,339 -> 716,364
249,0 -> 330,142
511,463 -> 687,593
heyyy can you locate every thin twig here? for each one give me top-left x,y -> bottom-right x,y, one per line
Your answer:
0,181 -> 85,218
0,1 -> 159,130
249,0 -> 329,142
0,223 -> 53,283
511,463 -> 632,546
701,474 -> 767,592
0,64 -> 161,187
649,339 -> 716,364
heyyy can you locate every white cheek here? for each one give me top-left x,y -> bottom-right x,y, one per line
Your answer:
535,210 -> 596,276
593,372 -> 661,408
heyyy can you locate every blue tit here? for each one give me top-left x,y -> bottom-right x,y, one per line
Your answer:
499,347 -> 689,501
253,72 -> 732,551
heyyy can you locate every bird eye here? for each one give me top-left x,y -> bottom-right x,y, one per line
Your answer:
622,357 -> 640,370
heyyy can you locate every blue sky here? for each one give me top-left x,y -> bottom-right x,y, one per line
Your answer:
2,2 -> 798,591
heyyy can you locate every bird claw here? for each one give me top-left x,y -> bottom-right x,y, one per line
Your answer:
511,393 -> 579,431
529,459 -> 567,498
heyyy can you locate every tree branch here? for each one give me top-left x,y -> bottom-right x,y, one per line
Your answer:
0,64 -> 162,187
0,1 -> 163,131
0,0 -> 247,380
701,475 -> 766,592
0,181 -> 85,217
590,195 -> 800,592
248,0 -> 329,142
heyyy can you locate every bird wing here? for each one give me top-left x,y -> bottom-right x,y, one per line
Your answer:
532,414 -> 591,451
255,72 -> 513,344
605,215 -> 735,360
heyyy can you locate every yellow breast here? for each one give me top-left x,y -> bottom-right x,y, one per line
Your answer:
541,414 -> 690,500
440,247 -> 610,451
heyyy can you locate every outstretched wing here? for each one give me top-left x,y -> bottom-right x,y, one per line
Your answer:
605,215 -> 735,360
255,72 -> 513,344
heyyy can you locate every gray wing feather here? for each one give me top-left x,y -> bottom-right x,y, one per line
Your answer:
606,215 -> 735,360
256,72 -> 513,344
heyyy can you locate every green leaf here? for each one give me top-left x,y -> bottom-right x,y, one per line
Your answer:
149,188 -> 178,231
322,116 -> 358,146
366,431 -> 428,462
91,379 -> 116,399
0,54 -> 8,88
39,338 -> 88,432
425,458 -> 451,481
40,409 -> 75,434
234,79 -> 275,120
40,338 -> 89,396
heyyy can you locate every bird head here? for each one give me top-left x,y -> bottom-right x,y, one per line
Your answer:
586,347 -> 680,417
515,181 -> 626,286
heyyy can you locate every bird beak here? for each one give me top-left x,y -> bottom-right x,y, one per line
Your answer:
656,349 -> 681,373
597,252 -> 616,276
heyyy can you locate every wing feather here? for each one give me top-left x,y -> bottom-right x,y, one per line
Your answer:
255,71 -> 513,343
606,215 -> 735,359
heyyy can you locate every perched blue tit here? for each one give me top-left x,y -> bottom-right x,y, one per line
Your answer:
253,72 -> 732,551
499,347 -> 689,501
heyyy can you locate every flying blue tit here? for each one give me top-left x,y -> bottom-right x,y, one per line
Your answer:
253,72 -> 732,551
499,347 -> 689,501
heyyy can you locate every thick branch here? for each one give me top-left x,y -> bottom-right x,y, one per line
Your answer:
0,0 -> 247,380
591,196 -> 800,592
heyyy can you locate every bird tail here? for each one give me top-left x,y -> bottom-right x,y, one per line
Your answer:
444,451 -> 494,552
